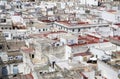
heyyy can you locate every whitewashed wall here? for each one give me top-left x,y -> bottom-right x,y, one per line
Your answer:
98,60 -> 119,79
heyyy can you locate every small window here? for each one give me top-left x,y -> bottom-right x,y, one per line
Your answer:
56,44 -> 59,46
78,29 -> 80,32
72,29 -> 74,32
9,28 -> 12,30
4,33 -> 9,37
0,45 -> 3,50
39,29 -> 41,32
32,54 -> 34,58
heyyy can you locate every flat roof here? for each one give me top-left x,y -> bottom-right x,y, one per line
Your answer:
55,21 -> 109,28
56,21 -> 89,27
29,31 -> 67,38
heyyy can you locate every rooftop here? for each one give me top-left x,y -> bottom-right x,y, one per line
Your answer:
69,34 -> 108,47
73,52 -> 91,57
55,21 -> 109,28
57,21 -> 89,27
29,31 -> 67,38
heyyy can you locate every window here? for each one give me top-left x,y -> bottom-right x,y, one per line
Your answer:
39,29 -> 41,32
13,65 -> 18,76
43,29 -> 45,31
0,45 -> 3,50
32,54 -> 34,58
0,19 -> 6,23
78,29 -> 80,32
2,66 -> 8,76
9,28 -> 12,30
72,29 -> 74,32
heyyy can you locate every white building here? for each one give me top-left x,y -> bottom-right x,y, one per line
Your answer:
80,0 -> 98,6
101,11 -> 120,23
97,60 -> 119,79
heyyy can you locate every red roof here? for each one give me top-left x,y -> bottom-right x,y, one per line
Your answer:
113,51 -> 120,55
69,34 -> 108,47
12,73 -> 34,79
110,36 -> 120,41
80,72 -> 88,79
107,10 -> 116,13
41,20 -> 55,23
25,73 -> 34,79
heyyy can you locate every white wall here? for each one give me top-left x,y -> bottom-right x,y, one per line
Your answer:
86,0 -> 98,5
65,45 -> 71,60
18,63 -> 24,73
90,47 -> 105,59
3,32 -> 12,40
0,52 -> 8,62
80,0 -> 98,5
87,42 -> 113,49
7,63 -> 24,75
83,71 -> 95,79
60,38 -> 67,45
98,60 -> 119,79
114,28 -> 120,36
73,56 -> 83,62
67,38 -> 78,45
101,11 -> 116,23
